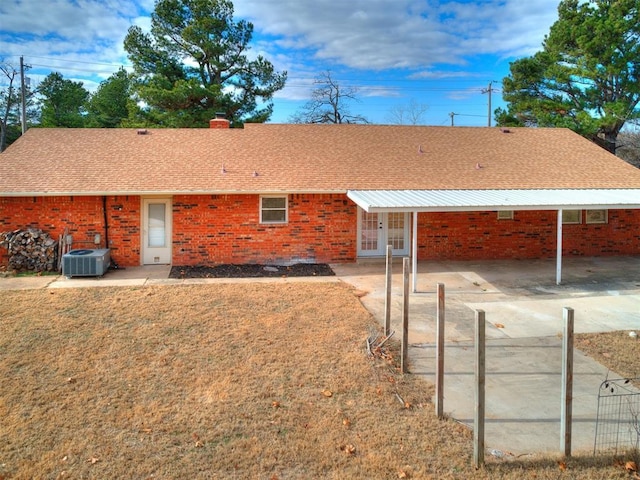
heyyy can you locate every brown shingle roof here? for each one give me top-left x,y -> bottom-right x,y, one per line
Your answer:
1,124 -> 640,196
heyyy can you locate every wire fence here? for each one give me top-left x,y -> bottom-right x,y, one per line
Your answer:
594,377 -> 640,455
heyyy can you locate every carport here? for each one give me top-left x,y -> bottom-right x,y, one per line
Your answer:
347,188 -> 640,289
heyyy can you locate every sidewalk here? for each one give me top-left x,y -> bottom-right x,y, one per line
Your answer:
0,264 -> 339,291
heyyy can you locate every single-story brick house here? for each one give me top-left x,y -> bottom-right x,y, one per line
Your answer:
2,120 -> 640,282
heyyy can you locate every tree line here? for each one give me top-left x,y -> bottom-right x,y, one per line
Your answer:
0,0 -> 287,152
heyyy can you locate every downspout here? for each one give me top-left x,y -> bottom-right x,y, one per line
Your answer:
102,196 -> 109,248
103,196 -> 120,269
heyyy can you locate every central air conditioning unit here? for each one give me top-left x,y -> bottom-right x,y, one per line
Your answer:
62,249 -> 111,278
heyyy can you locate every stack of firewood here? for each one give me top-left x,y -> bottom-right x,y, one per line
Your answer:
0,228 -> 59,272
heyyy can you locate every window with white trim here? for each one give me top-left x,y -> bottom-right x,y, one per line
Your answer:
586,209 -> 607,224
562,210 -> 581,224
260,196 -> 288,223
497,210 -> 514,220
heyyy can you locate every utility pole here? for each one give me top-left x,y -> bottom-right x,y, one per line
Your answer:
481,81 -> 497,127
20,56 -> 27,135
449,112 -> 456,126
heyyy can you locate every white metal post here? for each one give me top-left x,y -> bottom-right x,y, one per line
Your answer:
556,209 -> 563,285
412,211 -> 418,293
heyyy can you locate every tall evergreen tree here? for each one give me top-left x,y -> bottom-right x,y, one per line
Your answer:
37,72 -> 89,128
86,68 -> 134,128
497,0 -> 640,153
124,0 -> 287,127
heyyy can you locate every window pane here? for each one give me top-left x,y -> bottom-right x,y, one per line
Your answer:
586,209 -> 607,224
360,211 -> 378,251
387,213 -> 405,250
262,197 -> 286,209
260,196 -> 287,223
262,209 -> 286,222
497,210 -> 513,220
148,203 -> 166,247
562,210 -> 581,224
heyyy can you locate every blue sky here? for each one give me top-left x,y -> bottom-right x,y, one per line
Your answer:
0,0 -> 560,126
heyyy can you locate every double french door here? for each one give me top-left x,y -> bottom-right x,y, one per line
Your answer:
357,209 -> 409,257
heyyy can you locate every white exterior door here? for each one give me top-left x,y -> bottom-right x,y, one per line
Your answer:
357,209 -> 409,257
142,198 -> 172,265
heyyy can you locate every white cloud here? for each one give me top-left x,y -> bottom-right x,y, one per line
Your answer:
1,0 -> 559,79
234,0 -> 558,70
1,0 -> 140,40
0,0 -> 144,89
0,0 -> 560,122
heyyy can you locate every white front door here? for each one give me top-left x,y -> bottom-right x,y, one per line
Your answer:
357,209 -> 409,257
142,198 -> 172,265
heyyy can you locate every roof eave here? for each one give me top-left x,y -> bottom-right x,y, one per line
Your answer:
0,189 -> 349,197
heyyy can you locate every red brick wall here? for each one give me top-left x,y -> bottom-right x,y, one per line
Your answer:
103,196 -> 141,266
2,195 -> 640,268
0,196 -> 140,267
561,209 -> 640,256
172,194 -> 357,265
416,209 -> 640,260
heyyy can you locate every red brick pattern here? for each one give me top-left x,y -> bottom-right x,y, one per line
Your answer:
0,196 -> 140,267
172,194 -> 357,265
416,210 -> 640,260
2,195 -> 639,267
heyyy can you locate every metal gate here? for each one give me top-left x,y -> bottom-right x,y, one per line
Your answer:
594,377 -> 640,454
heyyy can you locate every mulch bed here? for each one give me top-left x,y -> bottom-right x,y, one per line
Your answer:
169,263 -> 335,279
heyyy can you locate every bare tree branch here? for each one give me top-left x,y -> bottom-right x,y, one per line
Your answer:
387,99 -> 429,125
0,61 -> 19,152
290,71 -> 368,124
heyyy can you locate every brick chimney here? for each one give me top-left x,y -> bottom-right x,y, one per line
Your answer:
209,112 -> 230,129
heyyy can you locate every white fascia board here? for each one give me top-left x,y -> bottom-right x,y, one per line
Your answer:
347,189 -> 640,213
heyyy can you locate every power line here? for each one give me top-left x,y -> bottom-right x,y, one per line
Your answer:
18,55 -> 499,92
448,112 -> 486,126
28,63 -> 125,75
24,61 -> 495,97
7,54 -> 131,69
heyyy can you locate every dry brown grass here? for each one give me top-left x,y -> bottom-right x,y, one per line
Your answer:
576,331 -> 640,382
0,282 -> 637,479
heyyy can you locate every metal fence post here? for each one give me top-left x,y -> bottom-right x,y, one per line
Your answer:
561,307 -> 574,457
436,282 -> 445,419
474,309 -> 486,469
401,257 -> 410,373
384,245 -> 392,336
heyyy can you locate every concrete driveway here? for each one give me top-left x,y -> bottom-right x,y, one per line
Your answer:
332,256 -> 640,456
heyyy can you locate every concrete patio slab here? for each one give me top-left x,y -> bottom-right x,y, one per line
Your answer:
332,256 -> 640,456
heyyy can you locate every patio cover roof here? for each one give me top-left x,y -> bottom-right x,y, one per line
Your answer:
348,188 -> 640,287
347,189 -> 640,213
